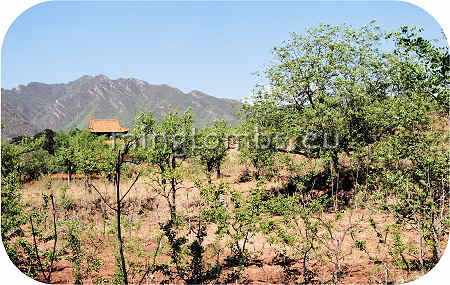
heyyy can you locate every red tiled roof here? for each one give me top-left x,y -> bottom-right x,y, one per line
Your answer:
88,118 -> 129,133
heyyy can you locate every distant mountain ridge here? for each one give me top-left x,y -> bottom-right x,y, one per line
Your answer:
1,75 -> 242,138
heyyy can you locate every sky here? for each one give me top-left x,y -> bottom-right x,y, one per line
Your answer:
1,1 -> 447,100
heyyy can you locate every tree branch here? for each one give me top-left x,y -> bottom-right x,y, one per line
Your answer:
48,194 -> 58,283
89,183 -> 117,212
138,233 -> 163,285
30,216 -> 49,283
119,173 -> 141,203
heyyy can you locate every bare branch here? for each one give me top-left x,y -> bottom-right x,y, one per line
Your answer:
138,233 -> 163,285
89,183 -> 117,212
122,159 -> 140,165
120,173 -> 141,203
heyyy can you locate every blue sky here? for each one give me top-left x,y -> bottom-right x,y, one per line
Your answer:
1,1 -> 447,100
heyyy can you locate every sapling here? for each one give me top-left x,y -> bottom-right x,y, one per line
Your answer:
29,194 -> 58,283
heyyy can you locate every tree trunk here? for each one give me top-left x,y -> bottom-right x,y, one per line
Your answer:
330,153 -> 339,211
170,156 -> 177,220
116,151 -> 128,284
206,161 -> 213,184
418,219 -> 424,271
84,174 -> 89,191
216,162 -> 221,179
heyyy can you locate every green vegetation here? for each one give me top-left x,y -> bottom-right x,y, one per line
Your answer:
1,23 -> 448,284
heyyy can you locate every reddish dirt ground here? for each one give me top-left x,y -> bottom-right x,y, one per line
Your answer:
12,152 -> 449,284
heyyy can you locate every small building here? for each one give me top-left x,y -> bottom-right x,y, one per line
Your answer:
88,118 -> 129,136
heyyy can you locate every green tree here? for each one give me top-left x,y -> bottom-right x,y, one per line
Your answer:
133,109 -> 194,281
199,181 -> 268,265
265,194 -> 326,283
1,138 -> 45,265
133,108 -> 193,220
195,119 -> 230,183
54,131 -> 77,184
244,21 -> 448,200
1,172 -> 26,261
385,26 -> 449,111
71,130 -> 109,187
370,125 -> 449,270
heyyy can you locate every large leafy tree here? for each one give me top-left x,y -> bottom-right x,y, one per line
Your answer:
243,22 -> 449,272
385,26 -> 449,111
244,21 -> 448,182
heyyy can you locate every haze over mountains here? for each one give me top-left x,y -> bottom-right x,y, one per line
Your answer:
1,75 -> 242,138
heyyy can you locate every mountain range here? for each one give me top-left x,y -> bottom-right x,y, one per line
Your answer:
1,75 -> 242,138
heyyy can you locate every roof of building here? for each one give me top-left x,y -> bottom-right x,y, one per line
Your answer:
88,118 -> 129,133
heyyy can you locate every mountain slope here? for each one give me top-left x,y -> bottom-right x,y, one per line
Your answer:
1,75 -> 242,137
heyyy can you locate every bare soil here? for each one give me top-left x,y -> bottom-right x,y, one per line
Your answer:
15,151 -> 448,284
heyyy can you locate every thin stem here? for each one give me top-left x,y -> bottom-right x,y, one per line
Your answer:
89,183 -> 117,212
119,172 -> 141,203
48,194 -> 58,283
116,150 -> 129,285
30,216 -> 49,283
138,233 -> 163,285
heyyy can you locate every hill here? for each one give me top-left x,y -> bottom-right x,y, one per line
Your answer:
1,75 -> 242,137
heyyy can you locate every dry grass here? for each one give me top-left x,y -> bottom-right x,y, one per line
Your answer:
16,151 -> 448,284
